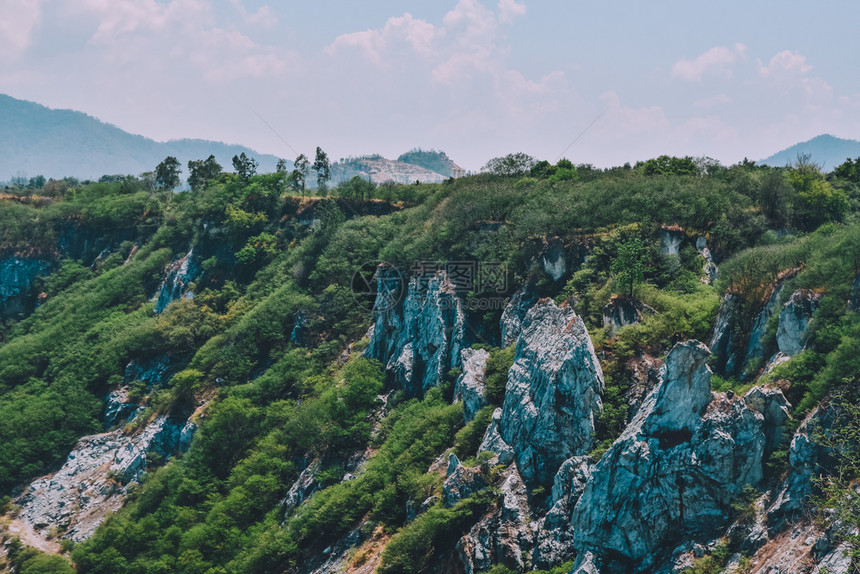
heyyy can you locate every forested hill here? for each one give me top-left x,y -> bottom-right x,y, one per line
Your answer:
759,133 -> 860,170
0,94 -> 281,181
1,153 -> 860,573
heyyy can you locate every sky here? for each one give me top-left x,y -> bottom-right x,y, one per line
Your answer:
2,0 -> 860,171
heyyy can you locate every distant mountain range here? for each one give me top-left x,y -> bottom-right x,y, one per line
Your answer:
759,134 -> 860,170
0,94 -> 462,185
0,94 -> 283,181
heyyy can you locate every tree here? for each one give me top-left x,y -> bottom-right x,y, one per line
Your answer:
788,154 -> 849,230
640,155 -> 698,176
481,152 -> 537,176
832,157 -> 860,184
27,175 -> 46,189
290,154 -> 309,196
155,156 -> 182,190
611,237 -> 648,298
313,147 -> 331,192
232,152 -> 258,183
335,176 -> 375,201
187,155 -> 222,191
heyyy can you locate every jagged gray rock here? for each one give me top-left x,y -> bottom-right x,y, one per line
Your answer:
709,293 -> 740,374
533,456 -> 592,568
659,227 -> 684,255
744,386 -> 792,454
695,236 -> 718,284
457,466 -> 534,574
776,289 -> 820,356
500,283 -> 539,348
283,460 -> 321,515
570,341 -> 773,572
154,248 -> 201,314
478,408 -> 515,465
102,387 -> 143,428
443,454 -> 486,507
0,257 -> 52,318
500,299 -> 604,486
16,415 -> 195,542
454,348 -> 490,422
743,283 -> 787,375
365,266 -> 466,397
767,406 -> 832,533
602,296 -> 641,335
541,238 -> 567,281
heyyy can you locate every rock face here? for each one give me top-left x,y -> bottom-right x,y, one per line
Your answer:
365,267 -> 467,397
443,454 -> 486,507
154,248 -> 201,314
776,289 -> 820,356
541,238 -> 567,281
16,415 -> 195,542
602,296 -> 652,336
477,408 -> 515,465
743,283 -> 786,373
500,300 -> 604,486
659,226 -> 684,255
533,456 -> 592,568
0,257 -> 52,318
767,407 -> 831,533
709,293 -> 740,375
500,283 -> 539,348
457,466 -> 534,574
569,341 -> 776,572
453,348 -> 490,422
695,236 -> 718,284
102,387 -> 143,429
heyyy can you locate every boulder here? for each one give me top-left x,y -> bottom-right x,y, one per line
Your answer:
453,348 -> 490,422
500,300 -> 604,486
443,454 -> 486,507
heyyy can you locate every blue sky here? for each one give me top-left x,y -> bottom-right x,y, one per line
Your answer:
2,0 -> 859,170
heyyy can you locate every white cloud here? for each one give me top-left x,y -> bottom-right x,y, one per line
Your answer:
0,0 -> 42,60
757,50 -> 812,77
229,0 -> 277,27
497,0 -> 526,23
671,43 -> 746,81
326,13 -> 436,65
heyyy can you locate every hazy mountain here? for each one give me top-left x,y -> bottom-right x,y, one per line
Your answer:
0,94 -> 282,181
759,134 -> 860,170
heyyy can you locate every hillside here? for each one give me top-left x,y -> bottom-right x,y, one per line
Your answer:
0,158 -> 859,573
759,133 -> 860,170
0,94 -> 282,181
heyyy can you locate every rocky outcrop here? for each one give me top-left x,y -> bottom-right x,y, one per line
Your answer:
743,386 -> 791,454
102,387 -> 143,429
569,341 -> 777,572
16,415 -> 195,542
453,348 -> 490,422
443,454 -> 486,507
625,353 -> 663,418
743,283 -> 786,374
533,456 -> 592,568
500,283 -> 539,348
477,408 -> 515,465
283,460 -> 322,515
541,238 -> 567,281
709,293 -> 740,374
365,267 -> 467,397
457,466 -> 534,574
659,226 -> 684,255
602,296 -> 654,336
767,406 -> 831,533
0,257 -> 52,318
695,236 -> 718,284
154,248 -> 201,314
776,289 -> 820,356
500,300 -> 604,486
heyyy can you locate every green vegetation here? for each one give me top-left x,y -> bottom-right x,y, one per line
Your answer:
1,151 -> 859,572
